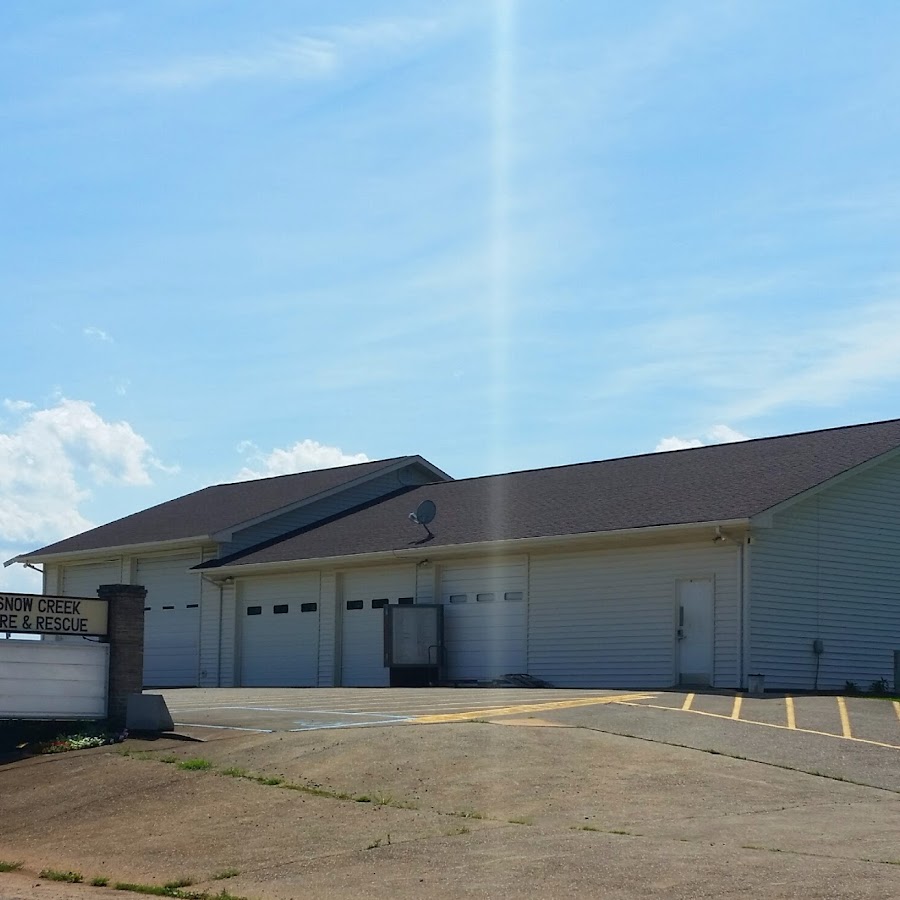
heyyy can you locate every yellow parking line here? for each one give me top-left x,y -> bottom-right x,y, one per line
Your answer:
837,696 -> 852,738
413,692 -> 655,724
731,695 -> 742,720
613,701 -> 900,750
785,696 -> 796,729
681,693 -> 695,711
893,700 -> 900,724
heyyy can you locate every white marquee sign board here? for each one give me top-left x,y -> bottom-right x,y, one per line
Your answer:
0,592 -> 108,637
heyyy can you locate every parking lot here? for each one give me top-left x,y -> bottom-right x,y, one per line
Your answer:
153,686 -> 900,792
156,686 -> 900,746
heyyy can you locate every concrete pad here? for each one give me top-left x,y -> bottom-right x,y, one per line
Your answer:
125,693 -> 174,732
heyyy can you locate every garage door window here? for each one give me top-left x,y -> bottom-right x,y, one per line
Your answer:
398,597 -> 414,606
274,604 -> 289,614
372,598 -> 389,609
449,594 -> 467,604
347,600 -> 363,610
476,593 -> 496,603
301,602 -> 317,613
246,606 -> 262,616
505,592 -> 524,602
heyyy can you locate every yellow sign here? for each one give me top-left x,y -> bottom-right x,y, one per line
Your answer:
0,592 -> 108,637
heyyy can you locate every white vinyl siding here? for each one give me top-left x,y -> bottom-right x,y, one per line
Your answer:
749,454 -> 900,690
237,573 -> 320,686
437,558 -> 528,682
339,565 -> 416,686
528,543 -> 740,688
318,571 -> 337,686
0,641 -> 108,718
136,552 -> 202,687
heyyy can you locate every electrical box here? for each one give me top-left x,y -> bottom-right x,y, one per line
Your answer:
384,604 -> 443,677
812,638 -> 824,655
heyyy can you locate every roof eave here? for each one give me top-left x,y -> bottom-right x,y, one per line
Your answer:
196,518 -> 751,578
4,535 -> 213,568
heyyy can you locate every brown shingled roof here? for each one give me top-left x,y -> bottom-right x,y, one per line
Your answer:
200,418 -> 900,569
22,456 -> 427,558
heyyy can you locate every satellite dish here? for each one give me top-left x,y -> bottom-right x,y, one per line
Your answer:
408,499 -> 437,541
413,499 -> 436,526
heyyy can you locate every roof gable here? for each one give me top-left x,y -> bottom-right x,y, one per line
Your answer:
16,456 -> 448,560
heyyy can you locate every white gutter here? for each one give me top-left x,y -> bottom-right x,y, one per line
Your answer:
4,535 -> 212,568
198,518 -> 751,577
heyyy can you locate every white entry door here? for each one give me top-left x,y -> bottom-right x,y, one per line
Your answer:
677,579 -> 714,686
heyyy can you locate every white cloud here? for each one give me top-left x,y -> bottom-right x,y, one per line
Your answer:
119,36 -> 337,91
3,399 -> 34,413
83,325 -> 112,342
0,398 -> 174,547
655,425 -> 751,453
108,15 -> 444,94
234,439 -> 369,481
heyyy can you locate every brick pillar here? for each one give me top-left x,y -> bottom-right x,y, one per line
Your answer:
98,584 -> 146,724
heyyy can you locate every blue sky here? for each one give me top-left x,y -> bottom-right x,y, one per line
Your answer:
2,1 -> 900,592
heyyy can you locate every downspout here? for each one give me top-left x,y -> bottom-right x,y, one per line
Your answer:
737,538 -> 745,689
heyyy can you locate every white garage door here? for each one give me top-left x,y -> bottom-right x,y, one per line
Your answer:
137,553 -> 202,687
439,558 -> 527,682
239,574 -> 320,687
340,566 -> 416,686
62,561 -> 122,598
56,561 -> 122,645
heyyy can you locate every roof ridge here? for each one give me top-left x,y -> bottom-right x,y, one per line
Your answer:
437,417 -> 900,485
214,454 -> 411,488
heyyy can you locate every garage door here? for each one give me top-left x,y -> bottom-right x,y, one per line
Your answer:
340,566 -> 416,686
62,561 -> 122,598
439,558 -> 527,681
137,553 -> 202,687
238,573 -> 320,687
56,561 -> 122,645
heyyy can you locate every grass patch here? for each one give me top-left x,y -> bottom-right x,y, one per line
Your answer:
91,876 -> 110,886
449,809 -> 486,820
253,775 -> 282,786
40,868 -> 83,883
573,825 -> 601,832
211,868 -> 240,881
220,767 -> 248,778
158,755 -> 179,764
446,826 -> 470,836
113,881 -> 247,899
508,817 -> 533,826
163,877 -> 195,889
0,861 -> 23,872
176,758 -> 213,771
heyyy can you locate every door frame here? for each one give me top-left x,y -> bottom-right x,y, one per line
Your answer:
674,576 -> 715,687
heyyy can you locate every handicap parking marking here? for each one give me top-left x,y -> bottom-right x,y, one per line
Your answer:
412,693 -> 656,724
611,694 -> 900,751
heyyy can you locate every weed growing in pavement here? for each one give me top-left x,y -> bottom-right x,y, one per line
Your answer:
220,767 -> 248,778
177,758 -> 213,771
113,881 -> 248,899
90,876 -> 110,886
507,817 -> 533,826
159,755 -> 179,764
365,834 -> 392,850
163,877 -> 195,889
446,826 -> 470,836
211,868 -> 240,880
39,868 -> 83,883
572,825 -> 601,832
869,678 -> 891,695
448,809 -> 486,820
0,861 -> 23,872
